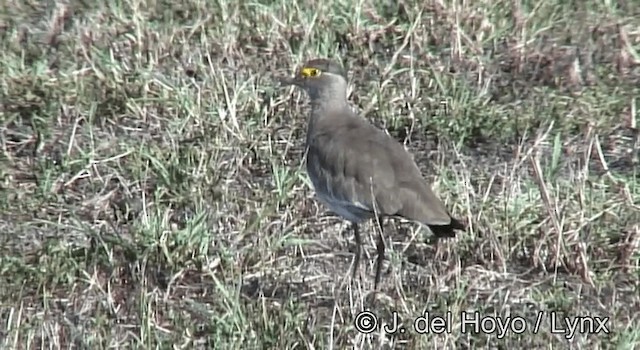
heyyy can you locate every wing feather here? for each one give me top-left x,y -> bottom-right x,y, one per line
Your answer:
306,112 -> 454,226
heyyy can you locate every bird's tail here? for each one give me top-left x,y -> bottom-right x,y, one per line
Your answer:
428,216 -> 466,238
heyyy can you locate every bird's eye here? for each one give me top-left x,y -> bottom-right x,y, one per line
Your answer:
301,67 -> 321,78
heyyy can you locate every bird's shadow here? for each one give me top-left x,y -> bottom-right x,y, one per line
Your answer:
337,217 -> 447,268
238,211 -> 459,307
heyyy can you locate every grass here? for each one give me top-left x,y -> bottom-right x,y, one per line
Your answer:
0,0 -> 639,348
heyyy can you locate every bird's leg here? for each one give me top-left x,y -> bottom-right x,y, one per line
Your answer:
374,216 -> 385,291
351,223 -> 361,281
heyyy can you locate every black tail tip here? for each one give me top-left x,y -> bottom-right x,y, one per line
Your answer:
428,217 -> 466,238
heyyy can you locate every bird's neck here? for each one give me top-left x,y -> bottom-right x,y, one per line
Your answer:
307,86 -> 348,109
306,98 -> 350,148
308,87 -> 349,113
310,99 -> 348,114
308,95 -> 348,119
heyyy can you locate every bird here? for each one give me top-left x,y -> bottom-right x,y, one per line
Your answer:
279,58 -> 466,290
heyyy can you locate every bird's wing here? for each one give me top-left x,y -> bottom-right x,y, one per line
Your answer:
307,116 -> 452,226
307,118 -> 400,215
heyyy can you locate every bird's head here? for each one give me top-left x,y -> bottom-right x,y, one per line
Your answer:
280,58 -> 348,102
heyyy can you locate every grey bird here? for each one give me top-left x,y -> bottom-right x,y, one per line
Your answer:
280,58 -> 465,290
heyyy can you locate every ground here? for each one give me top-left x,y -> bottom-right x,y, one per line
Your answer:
0,0 -> 639,349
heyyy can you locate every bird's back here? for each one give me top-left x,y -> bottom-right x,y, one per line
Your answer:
305,107 -> 463,235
